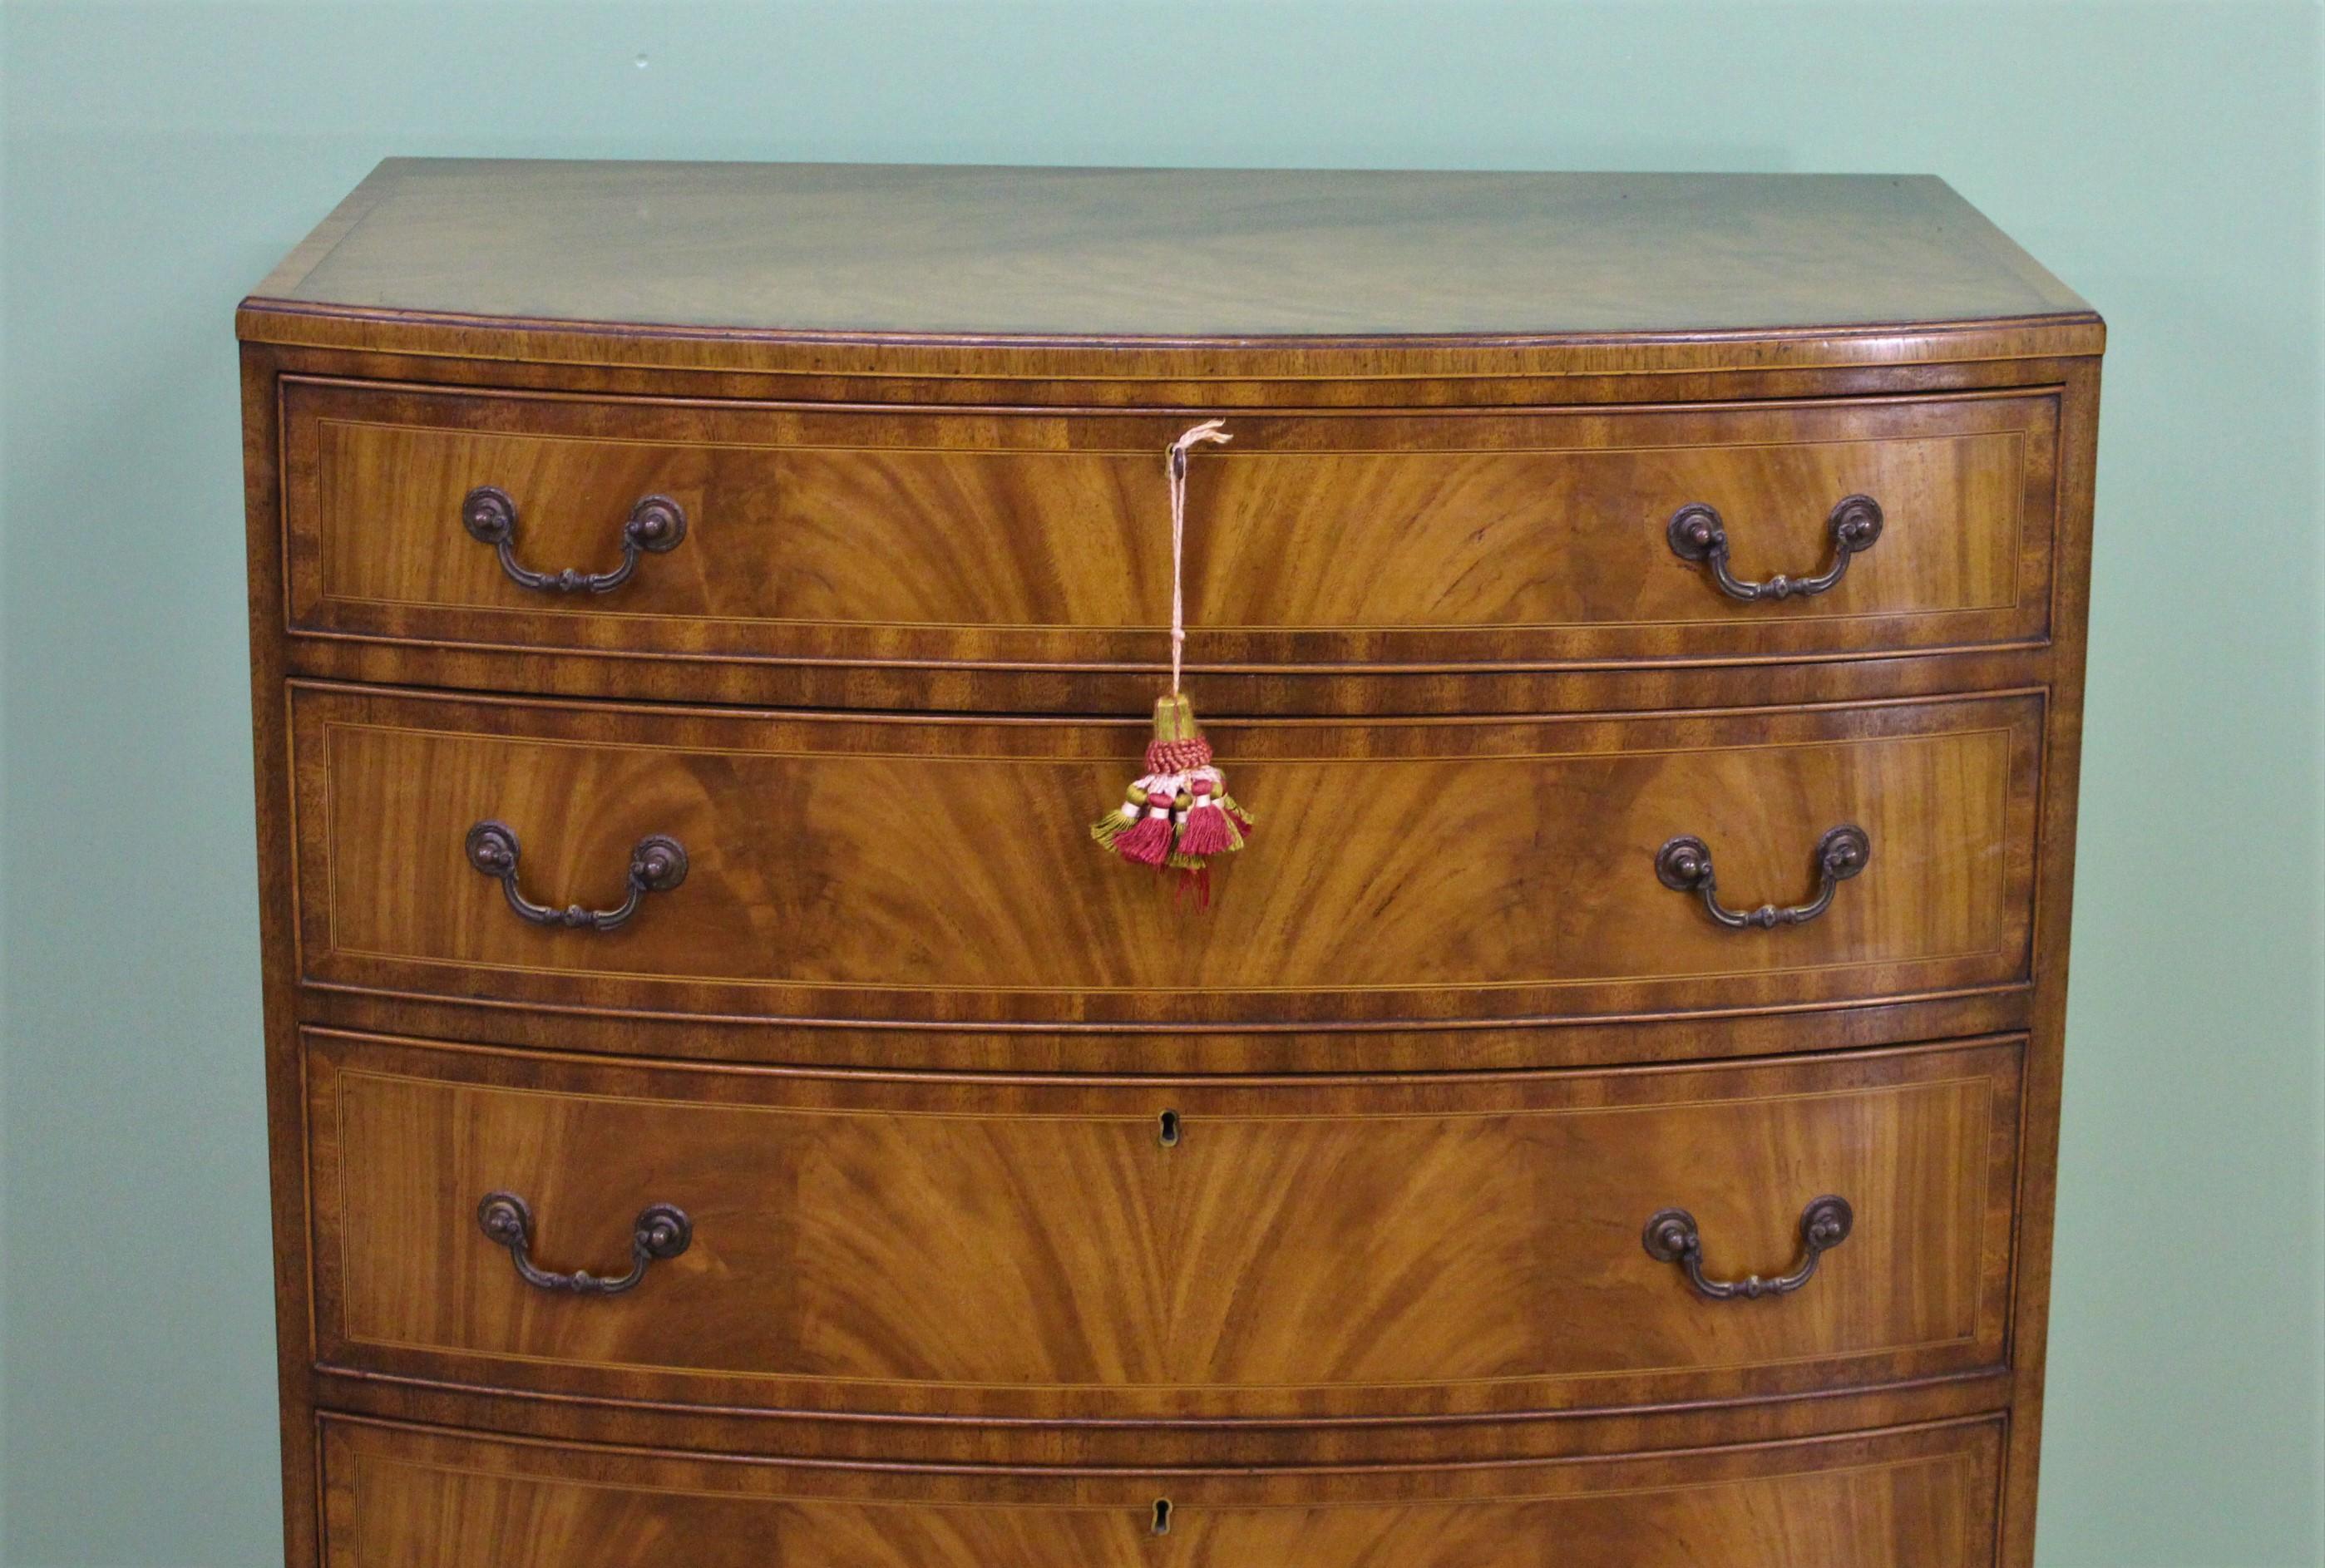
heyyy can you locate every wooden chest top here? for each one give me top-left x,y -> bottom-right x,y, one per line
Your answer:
239,160 -> 2099,377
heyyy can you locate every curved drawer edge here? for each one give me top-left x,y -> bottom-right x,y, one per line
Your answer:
317,1410 -> 2010,1567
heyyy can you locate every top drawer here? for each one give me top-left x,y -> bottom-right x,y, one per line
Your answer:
279,380 -> 2061,694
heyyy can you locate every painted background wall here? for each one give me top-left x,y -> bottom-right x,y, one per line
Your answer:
3,2 -> 2321,1564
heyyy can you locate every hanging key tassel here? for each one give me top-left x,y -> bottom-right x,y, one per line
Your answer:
1091,421 -> 1253,903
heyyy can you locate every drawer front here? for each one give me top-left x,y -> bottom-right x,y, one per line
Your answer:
282,379 -> 2059,678
321,1415 -> 2004,1567
289,684 -> 2040,1027
307,1030 -> 2021,1421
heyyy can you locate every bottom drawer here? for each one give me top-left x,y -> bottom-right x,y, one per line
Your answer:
321,1415 -> 2003,1567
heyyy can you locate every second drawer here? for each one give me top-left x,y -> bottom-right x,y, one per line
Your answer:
306,1028 -> 2022,1423
288,684 -> 2042,1028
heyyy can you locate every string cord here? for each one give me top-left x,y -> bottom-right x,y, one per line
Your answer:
1166,420 -> 1232,694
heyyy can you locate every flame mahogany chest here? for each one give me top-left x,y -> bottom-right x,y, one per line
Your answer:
239,159 -> 2100,1566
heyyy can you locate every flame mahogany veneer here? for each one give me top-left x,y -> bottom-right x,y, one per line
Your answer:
240,160 -> 2100,1566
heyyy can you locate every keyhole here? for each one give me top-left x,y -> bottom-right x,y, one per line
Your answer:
1151,1497 -> 1172,1535
1158,1109 -> 1181,1148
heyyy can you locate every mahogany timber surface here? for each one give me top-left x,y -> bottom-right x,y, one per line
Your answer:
237,162 -> 2103,1568
282,378 -> 2059,678
307,1029 -> 2021,1425
288,683 -> 2041,1029
319,1413 -> 2007,1568
238,160 -> 2100,379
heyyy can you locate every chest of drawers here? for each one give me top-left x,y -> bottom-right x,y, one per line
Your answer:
240,160 -> 2100,1566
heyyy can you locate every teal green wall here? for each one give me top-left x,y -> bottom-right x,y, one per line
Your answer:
3,3 -> 2320,1565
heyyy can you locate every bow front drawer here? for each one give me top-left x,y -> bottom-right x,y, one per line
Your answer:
279,378 -> 2061,698
319,1414 -> 2006,1567
287,683 -> 2039,1027
305,1029 -> 2021,1423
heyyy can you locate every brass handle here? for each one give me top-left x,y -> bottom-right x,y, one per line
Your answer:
1656,824 -> 1868,929
462,485 -> 687,594
1667,494 -> 1883,601
476,1191 -> 691,1296
1643,1196 -> 1854,1301
465,821 -> 688,932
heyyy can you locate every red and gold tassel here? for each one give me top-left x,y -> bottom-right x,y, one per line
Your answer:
1093,694 -> 1253,901
1092,420 -> 1251,905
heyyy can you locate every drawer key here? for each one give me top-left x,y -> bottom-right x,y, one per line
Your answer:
476,1191 -> 693,1296
1656,824 -> 1869,929
1643,1195 -> 1854,1301
1667,494 -> 1883,602
465,820 -> 689,932
462,485 -> 689,594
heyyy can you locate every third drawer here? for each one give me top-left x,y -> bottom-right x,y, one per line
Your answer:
305,1027 -> 2024,1423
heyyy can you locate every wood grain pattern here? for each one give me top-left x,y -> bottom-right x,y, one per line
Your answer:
246,346 -> 326,1568
255,331 -> 2099,417
304,1358 -> 2021,1471
299,988 -> 2036,1078
288,684 -> 2041,1027
239,160 -> 2099,383
281,378 -> 2058,677
1996,351 -> 2101,1565
318,1414 -> 2006,1568
257,163 -> 2091,335
305,1029 -> 2021,1423
234,163 -> 2103,1568
259,341 -> 2092,720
